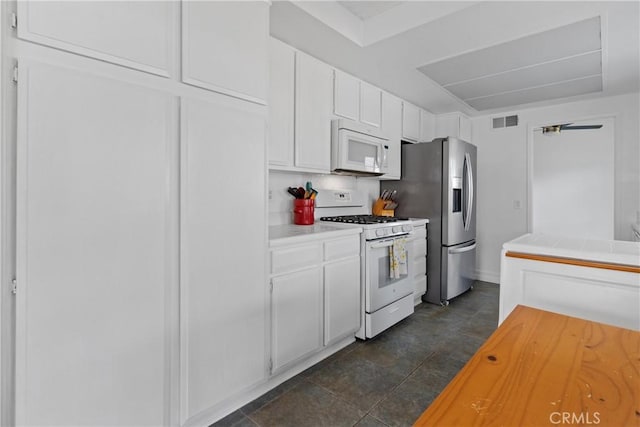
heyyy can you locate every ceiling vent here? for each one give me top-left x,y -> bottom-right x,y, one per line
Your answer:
492,115 -> 519,129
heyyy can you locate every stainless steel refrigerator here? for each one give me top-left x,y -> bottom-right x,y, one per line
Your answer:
384,137 -> 476,305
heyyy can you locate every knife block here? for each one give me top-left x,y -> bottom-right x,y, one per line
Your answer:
373,199 -> 395,217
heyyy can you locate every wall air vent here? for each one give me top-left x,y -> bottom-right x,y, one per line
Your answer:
492,114 -> 519,129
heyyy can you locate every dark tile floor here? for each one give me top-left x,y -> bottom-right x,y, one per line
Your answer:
213,281 -> 499,427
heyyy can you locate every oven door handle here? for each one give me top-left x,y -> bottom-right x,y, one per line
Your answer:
370,240 -> 395,249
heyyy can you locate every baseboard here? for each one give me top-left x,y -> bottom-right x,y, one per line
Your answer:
185,335 -> 356,427
475,269 -> 500,285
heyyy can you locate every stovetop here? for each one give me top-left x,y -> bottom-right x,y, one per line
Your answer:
320,215 -> 409,225
320,215 -> 413,240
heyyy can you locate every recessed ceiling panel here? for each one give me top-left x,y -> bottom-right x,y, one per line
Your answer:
466,75 -> 603,110
337,1 -> 404,20
418,17 -> 601,86
447,51 -> 602,100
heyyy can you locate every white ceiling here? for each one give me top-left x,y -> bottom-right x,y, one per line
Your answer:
270,1 -> 640,116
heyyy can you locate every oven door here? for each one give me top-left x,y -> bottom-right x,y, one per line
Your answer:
365,236 -> 414,313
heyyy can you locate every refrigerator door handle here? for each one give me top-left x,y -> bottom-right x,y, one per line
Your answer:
448,243 -> 477,254
464,152 -> 474,231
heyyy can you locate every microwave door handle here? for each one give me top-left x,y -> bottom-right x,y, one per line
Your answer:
381,144 -> 388,170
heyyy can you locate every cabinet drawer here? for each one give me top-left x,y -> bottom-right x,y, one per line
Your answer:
324,236 -> 360,261
271,244 -> 322,275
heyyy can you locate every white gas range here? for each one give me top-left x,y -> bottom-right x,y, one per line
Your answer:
319,215 -> 416,339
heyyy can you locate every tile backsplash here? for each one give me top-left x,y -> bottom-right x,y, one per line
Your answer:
269,170 -> 381,226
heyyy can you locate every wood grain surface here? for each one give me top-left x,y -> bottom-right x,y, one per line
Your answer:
414,305 -> 640,426
505,251 -> 640,274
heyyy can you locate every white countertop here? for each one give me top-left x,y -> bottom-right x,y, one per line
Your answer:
269,224 -> 363,247
409,218 -> 429,227
503,233 -> 640,267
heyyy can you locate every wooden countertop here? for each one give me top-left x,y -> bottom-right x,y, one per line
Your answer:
414,305 -> 640,427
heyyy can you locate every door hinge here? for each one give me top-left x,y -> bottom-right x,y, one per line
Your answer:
11,278 -> 17,295
10,12 -> 17,30
12,64 -> 18,84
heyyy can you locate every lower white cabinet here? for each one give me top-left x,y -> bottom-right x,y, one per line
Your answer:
410,224 -> 428,303
271,267 -> 323,371
324,256 -> 361,345
269,233 -> 360,373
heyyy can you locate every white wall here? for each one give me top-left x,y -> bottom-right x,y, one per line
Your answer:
269,171 -> 380,226
472,93 -> 640,283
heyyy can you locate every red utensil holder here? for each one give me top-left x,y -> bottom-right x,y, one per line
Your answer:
293,199 -> 315,225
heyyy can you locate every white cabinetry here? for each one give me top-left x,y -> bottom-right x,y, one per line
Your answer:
419,109 -> 436,143
333,70 -> 360,121
333,71 -> 382,127
295,51 -> 333,172
15,62 -> 178,426
402,102 -> 420,142
409,225 -> 428,304
359,81 -> 382,127
268,38 -> 295,167
16,1 -> 178,77
270,232 -> 360,373
436,112 -> 472,142
181,97 -> 266,422
182,1 -> 268,103
380,92 -> 402,180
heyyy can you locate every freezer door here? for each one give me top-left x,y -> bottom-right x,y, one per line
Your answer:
442,240 -> 476,301
442,138 -> 476,246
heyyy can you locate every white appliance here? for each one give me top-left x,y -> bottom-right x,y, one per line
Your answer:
320,215 -> 414,339
331,119 -> 389,176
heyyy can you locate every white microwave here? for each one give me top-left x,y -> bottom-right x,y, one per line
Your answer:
331,119 -> 389,176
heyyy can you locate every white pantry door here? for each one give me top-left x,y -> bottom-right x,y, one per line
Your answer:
15,62 -> 178,426
532,118 -> 614,239
180,97 -> 267,423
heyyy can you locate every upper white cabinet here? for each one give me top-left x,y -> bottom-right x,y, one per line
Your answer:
402,102 -> 420,142
380,92 -> 402,180
333,70 -> 360,122
15,62 -> 177,426
419,109 -> 436,143
181,97 -> 266,423
182,1 -> 268,104
333,70 -> 381,127
16,1 -> 178,77
436,112 -> 473,142
359,81 -> 382,128
268,38 -> 295,167
295,51 -> 333,172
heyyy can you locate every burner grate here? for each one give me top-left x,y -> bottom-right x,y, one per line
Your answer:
320,215 -> 408,225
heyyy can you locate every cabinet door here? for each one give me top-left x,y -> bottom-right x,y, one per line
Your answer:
272,268 -> 323,372
268,38 -> 295,167
295,52 -> 332,172
16,62 -> 177,426
419,109 -> 436,143
181,97 -> 266,422
333,69 -> 360,121
402,102 -> 420,142
380,92 -> 402,180
324,257 -> 361,346
360,82 -> 382,128
182,1 -> 268,103
17,1 -> 177,77
436,113 -> 471,140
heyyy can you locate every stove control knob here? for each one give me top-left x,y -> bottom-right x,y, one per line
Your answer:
402,225 -> 412,232
392,226 -> 401,233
